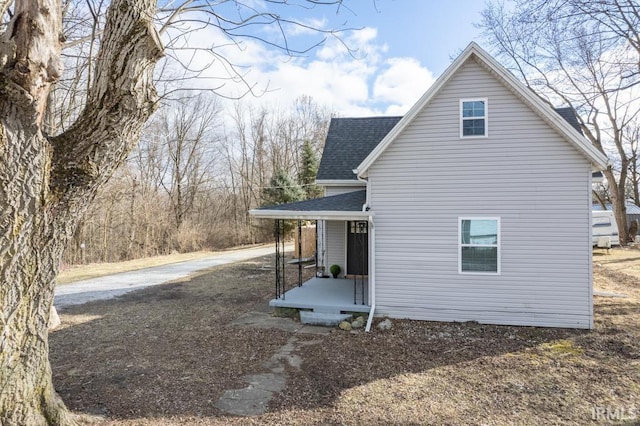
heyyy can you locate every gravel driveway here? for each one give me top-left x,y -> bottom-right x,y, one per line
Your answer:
54,245 -> 278,308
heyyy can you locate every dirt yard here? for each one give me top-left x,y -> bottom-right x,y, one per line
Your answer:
50,248 -> 640,425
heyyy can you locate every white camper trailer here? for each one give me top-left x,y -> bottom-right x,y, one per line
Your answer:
592,210 -> 620,246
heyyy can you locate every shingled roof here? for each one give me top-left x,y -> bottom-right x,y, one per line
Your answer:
255,190 -> 366,212
554,107 -> 582,134
249,190 -> 369,219
316,116 -> 402,181
317,108 -> 587,181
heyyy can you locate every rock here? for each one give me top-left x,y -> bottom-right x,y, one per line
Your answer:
339,321 -> 352,331
377,318 -> 393,331
351,316 -> 365,329
48,305 -> 61,330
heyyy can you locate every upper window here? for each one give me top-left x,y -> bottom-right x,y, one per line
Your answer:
459,217 -> 500,274
460,99 -> 487,138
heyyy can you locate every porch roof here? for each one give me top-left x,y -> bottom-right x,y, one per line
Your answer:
249,190 -> 371,220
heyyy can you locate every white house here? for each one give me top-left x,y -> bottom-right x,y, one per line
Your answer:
250,42 -> 608,330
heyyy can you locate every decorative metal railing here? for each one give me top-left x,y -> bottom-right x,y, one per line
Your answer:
274,219 -> 285,300
274,219 -> 308,300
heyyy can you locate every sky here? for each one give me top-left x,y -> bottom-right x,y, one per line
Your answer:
169,0 -> 488,117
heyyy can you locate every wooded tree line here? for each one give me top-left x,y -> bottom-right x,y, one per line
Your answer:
63,94 -> 332,265
36,0 -> 335,265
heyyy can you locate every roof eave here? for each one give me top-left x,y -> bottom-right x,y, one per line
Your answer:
249,209 -> 372,221
315,179 -> 364,186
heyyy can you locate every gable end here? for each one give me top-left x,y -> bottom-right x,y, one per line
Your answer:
355,43 -> 608,177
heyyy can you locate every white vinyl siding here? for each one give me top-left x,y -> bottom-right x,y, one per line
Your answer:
316,186 -> 364,277
325,220 -> 346,277
324,185 -> 365,196
367,58 -> 593,328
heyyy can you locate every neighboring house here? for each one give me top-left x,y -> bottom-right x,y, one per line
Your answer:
251,42 -> 608,330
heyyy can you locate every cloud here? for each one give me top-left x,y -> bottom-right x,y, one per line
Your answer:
373,57 -> 436,114
161,21 -> 435,118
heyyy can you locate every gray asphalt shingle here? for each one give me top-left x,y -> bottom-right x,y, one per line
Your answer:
257,190 -> 366,212
554,107 -> 583,133
316,116 -> 402,181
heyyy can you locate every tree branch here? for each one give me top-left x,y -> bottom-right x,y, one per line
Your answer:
0,0 -> 63,122
50,0 -> 163,208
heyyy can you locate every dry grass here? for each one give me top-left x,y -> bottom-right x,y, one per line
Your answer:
50,249 -> 640,425
594,245 -> 640,281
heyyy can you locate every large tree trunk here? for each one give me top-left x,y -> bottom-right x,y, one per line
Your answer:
0,0 -> 163,422
0,117 -> 75,425
604,166 -> 629,245
0,114 -> 81,420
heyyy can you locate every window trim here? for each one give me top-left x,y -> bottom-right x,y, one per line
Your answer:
458,216 -> 501,275
460,98 -> 488,138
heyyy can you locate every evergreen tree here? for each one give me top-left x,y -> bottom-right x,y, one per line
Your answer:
299,140 -> 323,199
263,169 -> 305,206
262,169 -> 304,234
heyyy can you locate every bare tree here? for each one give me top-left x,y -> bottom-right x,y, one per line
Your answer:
565,0 -> 640,81
219,96 -> 332,243
0,0 -> 351,421
62,94 -> 332,262
480,0 -> 640,244
625,122 -> 640,205
152,93 -> 220,231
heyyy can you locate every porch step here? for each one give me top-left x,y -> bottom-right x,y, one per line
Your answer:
299,311 -> 352,327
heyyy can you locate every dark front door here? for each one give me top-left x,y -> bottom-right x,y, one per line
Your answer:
347,221 -> 368,275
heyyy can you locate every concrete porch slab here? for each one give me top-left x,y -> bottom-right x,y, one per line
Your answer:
269,277 -> 369,314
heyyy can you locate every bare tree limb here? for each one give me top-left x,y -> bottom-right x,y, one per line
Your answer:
0,0 -> 63,122
50,0 -> 163,212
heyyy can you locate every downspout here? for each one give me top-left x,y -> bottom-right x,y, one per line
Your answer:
365,214 -> 375,332
356,172 -> 376,332
588,169 -> 594,329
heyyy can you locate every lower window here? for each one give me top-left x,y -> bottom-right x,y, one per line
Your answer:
459,218 -> 500,274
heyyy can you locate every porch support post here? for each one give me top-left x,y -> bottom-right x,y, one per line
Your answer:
361,227 -> 366,305
314,220 -> 318,278
298,220 -> 303,287
353,272 -> 357,304
275,219 -> 281,299
274,219 -> 287,300
281,219 -> 286,299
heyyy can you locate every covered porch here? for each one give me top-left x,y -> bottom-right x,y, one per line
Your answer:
269,277 -> 370,313
249,190 -> 374,318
